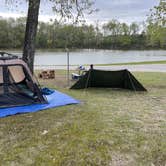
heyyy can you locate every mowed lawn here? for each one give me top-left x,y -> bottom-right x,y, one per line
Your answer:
0,72 -> 166,166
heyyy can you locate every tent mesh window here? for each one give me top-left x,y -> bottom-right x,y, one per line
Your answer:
0,64 -> 46,108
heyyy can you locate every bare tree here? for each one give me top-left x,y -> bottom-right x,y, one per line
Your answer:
6,0 -> 95,72
23,0 -> 40,73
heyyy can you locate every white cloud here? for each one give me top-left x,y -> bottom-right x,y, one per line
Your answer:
0,12 -> 61,23
0,12 -> 26,18
0,0 -> 158,25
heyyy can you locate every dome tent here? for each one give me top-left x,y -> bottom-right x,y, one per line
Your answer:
0,52 -> 47,108
70,69 -> 147,91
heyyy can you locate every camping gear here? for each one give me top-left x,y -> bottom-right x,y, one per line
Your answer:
77,65 -> 85,71
41,87 -> 54,95
0,90 -> 80,118
38,70 -> 55,79
70,69 -> 147,91
72,65 -> 87,80
72,73 -> 81,80
0,52 -> 47,108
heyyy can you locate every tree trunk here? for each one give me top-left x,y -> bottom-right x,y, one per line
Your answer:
23,0 -> 40,73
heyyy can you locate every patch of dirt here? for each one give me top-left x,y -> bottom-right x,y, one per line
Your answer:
110,152 -> 136,166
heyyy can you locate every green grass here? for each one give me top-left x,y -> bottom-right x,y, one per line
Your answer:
0,72 -> 166,165
96,60 -> 166,66
35,60 -> 166,67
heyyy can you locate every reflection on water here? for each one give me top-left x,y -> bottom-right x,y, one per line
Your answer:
3,49 -> 166,66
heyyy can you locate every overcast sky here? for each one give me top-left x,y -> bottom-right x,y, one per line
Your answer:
0,0 -> 158,25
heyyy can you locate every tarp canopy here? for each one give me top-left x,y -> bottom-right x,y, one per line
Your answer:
70,69 -> 147,91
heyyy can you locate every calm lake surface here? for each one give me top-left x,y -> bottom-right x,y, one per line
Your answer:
6,49 -> 166,66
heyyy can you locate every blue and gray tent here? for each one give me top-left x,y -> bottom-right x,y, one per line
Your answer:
0,52 -> 47,108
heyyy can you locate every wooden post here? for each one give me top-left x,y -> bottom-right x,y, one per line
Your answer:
66,48 -> 70,86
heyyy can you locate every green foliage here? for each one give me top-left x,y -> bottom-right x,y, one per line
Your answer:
146,0 -> 166,49
146,23 -> 166,48
149,0 -> 166,26
2,0 -> 165,51
0,17 -> 165,50
0,17 -> 26,49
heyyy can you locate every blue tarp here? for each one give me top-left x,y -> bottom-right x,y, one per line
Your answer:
0,90 -> 80,118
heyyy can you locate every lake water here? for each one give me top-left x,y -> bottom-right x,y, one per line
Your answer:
5,49 -> 166,66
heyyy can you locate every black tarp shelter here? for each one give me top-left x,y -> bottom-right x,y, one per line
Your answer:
0,52 -> 47,108
70,69 -> 147,91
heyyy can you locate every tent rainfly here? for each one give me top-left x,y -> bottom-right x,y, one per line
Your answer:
70,69 -> 147,91
0,52 -> 47,108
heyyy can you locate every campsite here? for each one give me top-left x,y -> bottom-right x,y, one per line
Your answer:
0,69 -> 166,165
0,0 -> 166,165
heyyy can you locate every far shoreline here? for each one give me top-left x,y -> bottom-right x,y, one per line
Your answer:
1,48 -> 166,53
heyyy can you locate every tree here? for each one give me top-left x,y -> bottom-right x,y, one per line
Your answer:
121,23 -> 130,35
103,20 -> 121,36
149,0 -> 166,26
146,0 -> 166,48
130,22 -> 139,35
6,0 -> 94,72
22,0 -> 40,72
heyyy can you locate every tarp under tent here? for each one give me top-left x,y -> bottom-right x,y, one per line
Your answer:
0,52 -> 47,108
0,89 -> 80,118
70,69 -> 147,91
0,52 -> 80,117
